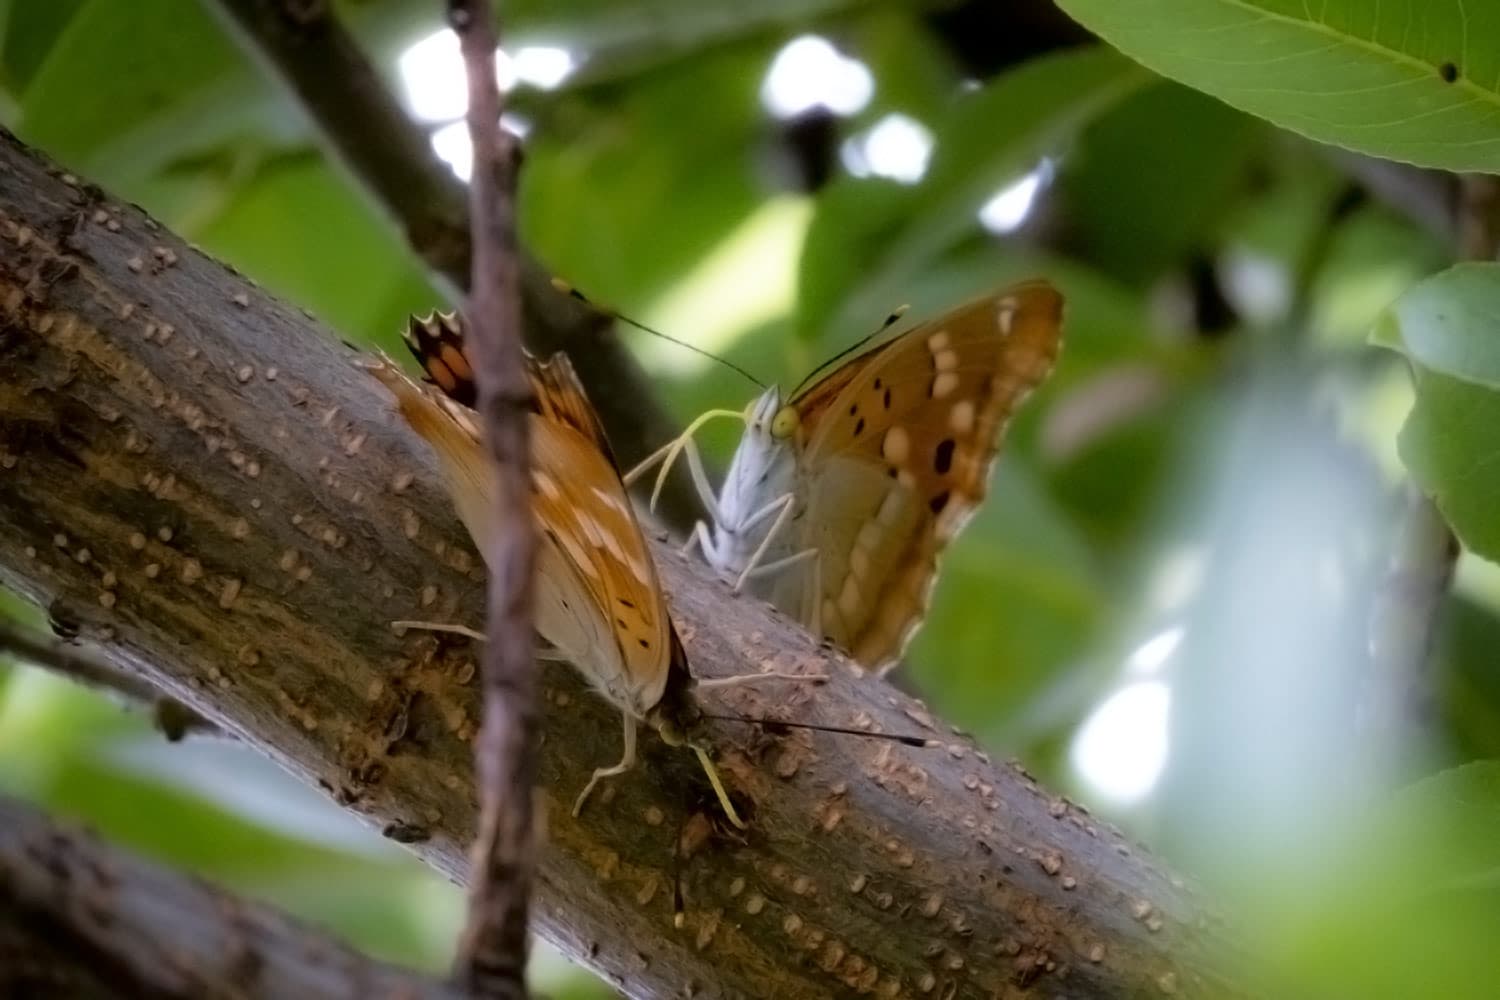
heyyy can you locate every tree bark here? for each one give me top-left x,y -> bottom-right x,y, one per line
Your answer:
0,127 -> 1240,999
0,795 -> 466,1000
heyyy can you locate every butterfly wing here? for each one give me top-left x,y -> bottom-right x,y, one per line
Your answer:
791,281 -> 1063,668
526,352 -> 677,711
368,345 -> 677,715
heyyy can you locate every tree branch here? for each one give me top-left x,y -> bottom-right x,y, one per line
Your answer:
0,795 -> 465,1000
447,0 -> 537,993
0,127 -> 1241,999
200,0 -> 702,531
0,617 -> 221,741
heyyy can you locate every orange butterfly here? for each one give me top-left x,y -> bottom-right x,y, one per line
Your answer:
631,282 -> 1063,672
367,318 -> 749,826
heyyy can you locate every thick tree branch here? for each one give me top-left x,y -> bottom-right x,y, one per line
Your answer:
0,795 -> 465,1000
0,617 -> 221,740
0,128 -> 1241,999
448,0 -> 537,993
201,0 -> 701,530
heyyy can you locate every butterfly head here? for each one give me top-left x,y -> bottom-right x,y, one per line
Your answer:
716,386 -> 802,535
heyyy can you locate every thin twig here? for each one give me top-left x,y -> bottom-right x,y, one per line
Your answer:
201,0 -> 704,531
448,1 -> 536,995
0,619 -> 221,741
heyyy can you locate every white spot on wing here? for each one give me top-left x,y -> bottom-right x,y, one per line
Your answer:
881,426 -> 910,464
838,575 -> 862,616
996,299 -> 1016,334
932,371 -> 959,398
950,400 -> 975,434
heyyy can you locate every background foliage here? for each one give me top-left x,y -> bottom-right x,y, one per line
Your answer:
3,1 -> 1499,996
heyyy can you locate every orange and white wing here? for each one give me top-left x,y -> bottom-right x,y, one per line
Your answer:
791,282 -> 1063,668
527,352 -> 678,711
372,334 -> 679,715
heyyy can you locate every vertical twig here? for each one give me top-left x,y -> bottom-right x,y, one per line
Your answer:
448,1 -> 536,995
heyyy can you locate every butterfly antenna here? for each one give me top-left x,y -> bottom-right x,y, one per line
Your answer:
702,713 -> 936,748
646,408 -> 745,513
551,277 -> 765,389
788,303 -> 910,399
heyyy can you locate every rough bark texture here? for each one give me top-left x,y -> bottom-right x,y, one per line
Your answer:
0,128 -> 1238,999
0,795 -> 466,1000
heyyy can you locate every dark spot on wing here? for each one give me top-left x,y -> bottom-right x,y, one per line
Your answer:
929,491 -> 950,514
639,639 -> 651,649
618,598 -> 635,609
854,417 -> 865,436
883,387 -> 892,410
934,439 -> 955,475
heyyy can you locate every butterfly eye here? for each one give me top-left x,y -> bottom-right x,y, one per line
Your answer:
770,407 -> 799,440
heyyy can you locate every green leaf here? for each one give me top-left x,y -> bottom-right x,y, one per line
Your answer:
1373,263 -> 1500,390
1376,264 -> 1500,560
1054,0 -> 1500,172
798,46 -> 1147,343
193,152 -> 439,347
0,0 -> 84,92
1057,82 -> 1262,283
520,43 -> 768,306
17,0 -> 269,173
910,460 -> 1106,745
1379,762 -> 1500,891
1395,367 -> 1500,560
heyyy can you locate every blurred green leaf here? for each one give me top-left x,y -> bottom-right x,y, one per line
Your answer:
1055,0 -> 1500,172
17,0 -> 273,175
910,459 -> 1105,746
520,42 -> 769,307
1379,761 -> 1500,889
193,152 -> 439,346
506,0 -> 866,59
1373,263 -> 1500,389
0,0 -> 84,92
1057,82 -> 1260,283
1376,264 -> 1500,560
1437,595 -> 1500,762
799,46 -> 1147,343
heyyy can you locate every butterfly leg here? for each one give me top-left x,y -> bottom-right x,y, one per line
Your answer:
679,520 -> 715,559
698,671 -> 827,690
572,711 -> 638,817
731,493 -> 816,595
622,438 -> 676,488
391,622 -> 570,663
391,620 -> 485,641
623,410 -> 742,515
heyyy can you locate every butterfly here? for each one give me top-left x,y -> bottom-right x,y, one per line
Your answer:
629,282 -> 1064,672
366,314 -> 747,826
